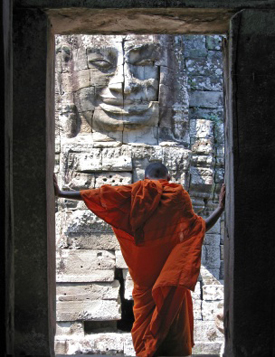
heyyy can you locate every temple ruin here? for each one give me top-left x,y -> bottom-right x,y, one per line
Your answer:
54,34 -> 225,355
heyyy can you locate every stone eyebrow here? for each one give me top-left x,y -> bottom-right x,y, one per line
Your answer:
126,43 -> 160,64
86,47 -> 117,61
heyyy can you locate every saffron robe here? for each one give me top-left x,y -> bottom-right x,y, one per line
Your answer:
80,179 -> 206,357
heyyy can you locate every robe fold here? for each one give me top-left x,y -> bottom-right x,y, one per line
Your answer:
80,179 -> 206,357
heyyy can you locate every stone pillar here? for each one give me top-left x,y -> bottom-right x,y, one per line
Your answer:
224,9 -> 275,357
13,8 -> 55,356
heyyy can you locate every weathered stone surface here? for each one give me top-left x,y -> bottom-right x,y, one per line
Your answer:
63,332 -> 133,355
183,35 -> 207,58
54,33 -> 225,354
56,250 -> 115,282
56,299 -> 121,321
191,138 -> 214,155
203,233 -> 221,246
95,171 -> 132,188
189,91 -> 223,109
101,147 -> 132,171
190,119 -> 214,139
64,210 -> 113,235
115,250 -> 128,269
202,245 -> 221,269
194,320 -> 224,342
190,167 -> 214,186
199,266 -> 222,285
67,233 -> 120,250
56,281 -> 120,301
64,172 -> 95,190
191,154 -> 214,167
202,301 -> 224,320
193,299 -> 202,320
55,321 -> 84,337
203,285 -> 224,301
192,341 -> 223,354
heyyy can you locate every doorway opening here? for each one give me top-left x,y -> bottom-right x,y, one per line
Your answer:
54,33 -> 225,356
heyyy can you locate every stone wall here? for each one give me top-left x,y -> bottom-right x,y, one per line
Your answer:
54,34 -> 225,355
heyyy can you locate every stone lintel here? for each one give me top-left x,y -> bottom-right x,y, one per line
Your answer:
46,8 -> 234,35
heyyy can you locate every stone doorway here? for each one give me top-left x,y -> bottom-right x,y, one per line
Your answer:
54,33 -> 225,356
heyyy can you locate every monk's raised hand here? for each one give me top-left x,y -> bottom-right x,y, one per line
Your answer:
219,183 -> 226,210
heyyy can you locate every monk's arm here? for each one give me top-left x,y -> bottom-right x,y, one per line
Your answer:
205,183 -> 225,232
53,173 -> 83,200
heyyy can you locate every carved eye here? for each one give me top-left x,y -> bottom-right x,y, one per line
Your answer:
134,58 -> 155,66
89,59 -> 113,70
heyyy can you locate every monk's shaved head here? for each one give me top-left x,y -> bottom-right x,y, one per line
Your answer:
145,163 -> 170,180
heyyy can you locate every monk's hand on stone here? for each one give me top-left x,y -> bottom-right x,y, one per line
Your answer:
53,173 -> 61,197
219,183 -> 226,211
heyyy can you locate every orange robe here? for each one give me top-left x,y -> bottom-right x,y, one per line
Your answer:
80,179 -> 205,357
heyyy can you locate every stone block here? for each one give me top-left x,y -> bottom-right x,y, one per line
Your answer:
123,125 -> 158,145
56,281 -> 120,302
191,281 -> 201,300
56,250 -> 115,282
199,266 -> 222,285
54,340 -> 67,355
74,86 -> 95,112
220,260 -> 224,280
72,69 -> 90,91
65,332 -> 131,355
101,147 -> 132,171
60,72 -> 73,93
72,48 -> 88,71
125,278 -> 134,300
202,301 -> 224,321
65,172 -> 95,190
207,218 -> 221,234
206,35 -> 223,51
192,341 -> 223,355
75,149 -> 102,171
191,138 -> 214,155
163,147 -> 191,172
56,299 -> 121,321
194,320 -> 224,342
189,91 -> 223,109
203,233 -> 221,246
191,155 -> 214,168
220,245 -> 224,260
64,210 -> 113,235
188,75 -> 222,91
183,35 -> 207,58
214,168 -> 224,183
190,167 -> 214,188
202,285 -> 224,301
67,233 -> 120,250
190,119 -> 214,139
202,245 -> 221,269
94,171 -> 132,188
193,299 -> 202,320
116,250 -> 128,269
55,321 -> 84,338
123,333 -> 136,356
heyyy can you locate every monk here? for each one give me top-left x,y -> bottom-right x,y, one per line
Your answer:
54,163 -> 225,357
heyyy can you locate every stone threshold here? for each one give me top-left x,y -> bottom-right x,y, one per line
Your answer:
56,355 -> 219,357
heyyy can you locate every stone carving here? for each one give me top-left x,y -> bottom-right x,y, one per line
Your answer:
55,34 -> 225,356
56,34 -> 190,144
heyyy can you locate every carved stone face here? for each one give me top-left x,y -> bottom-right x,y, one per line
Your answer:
73,35 -> 161,134
57,34 -> 189,144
